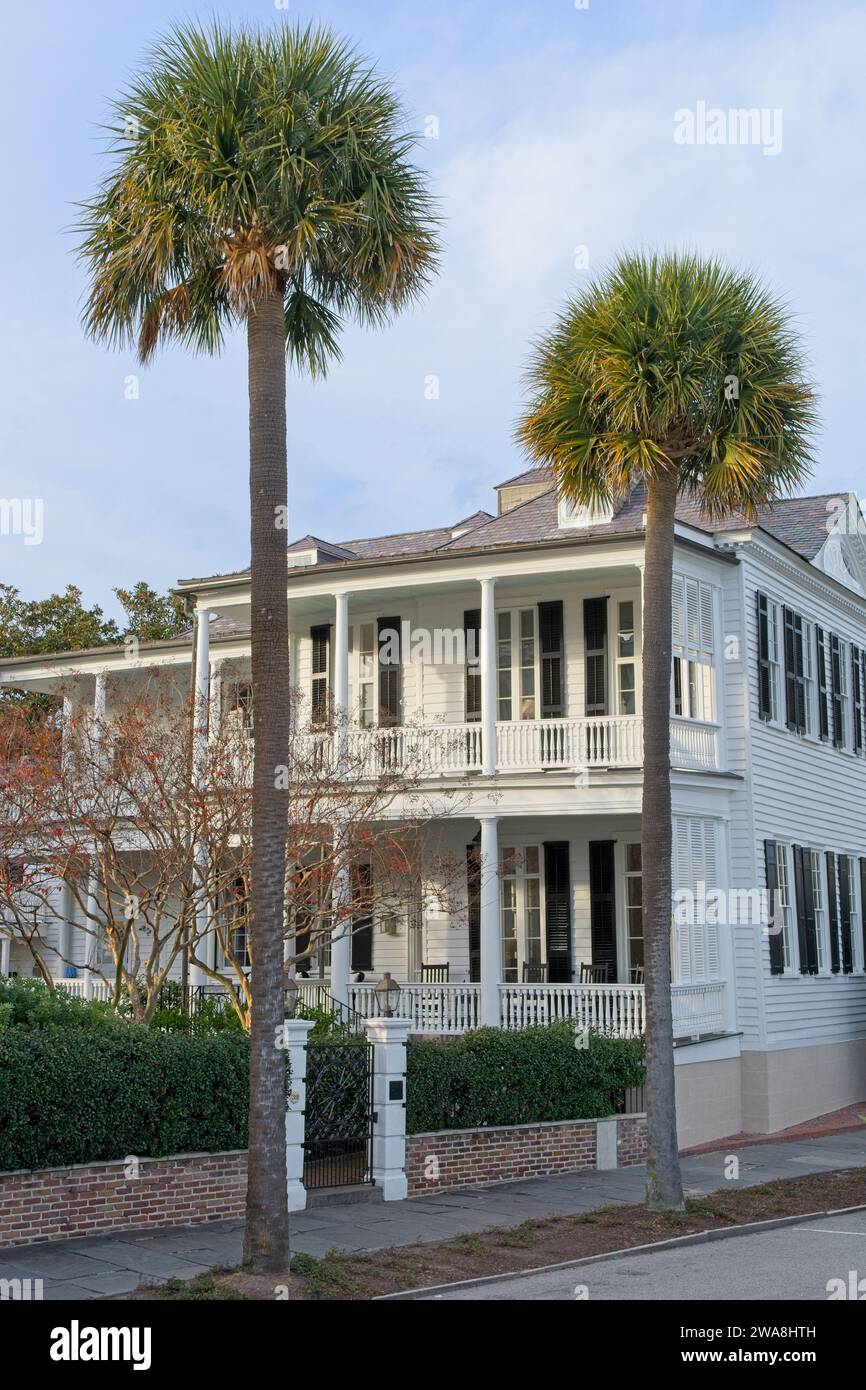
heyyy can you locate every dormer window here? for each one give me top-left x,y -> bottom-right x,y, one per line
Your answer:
557,496 -> 616,529
287,549 -> 317,568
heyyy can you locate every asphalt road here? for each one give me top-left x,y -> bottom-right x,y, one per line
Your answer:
422,1209 -> 866,1300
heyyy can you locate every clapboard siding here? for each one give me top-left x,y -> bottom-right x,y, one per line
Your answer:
740,548 -> 866,1046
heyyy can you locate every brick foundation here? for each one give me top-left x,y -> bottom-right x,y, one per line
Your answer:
405,1114 -> 646,1195
0,1150 -> 247,1249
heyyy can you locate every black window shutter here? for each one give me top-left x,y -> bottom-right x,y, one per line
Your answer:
793,845 -> 818,975
588,841 -> 617,980
310,623 -> 331,726
782,607 -> 806,733
838,854 -> 854,974
860,859 -> 866,971
756,593 -> 772,721
350,863 -> 373,973
826,851 -> 841,974
538,601 -> 565,718
816,626 -> 830,741
464,609 -> 481,722
852,646 -> 864,754
764,840 -> 784,975
584,598 -> 608,716
782,607 -> 797,731
466,837 -> 481,983
830,634 -> 844,747
377,616 -> 402,727
543,841 -> 571,982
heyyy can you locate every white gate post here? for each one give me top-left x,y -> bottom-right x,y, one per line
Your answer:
364,1016 -> 412,1201
283,1018 -> 315,1212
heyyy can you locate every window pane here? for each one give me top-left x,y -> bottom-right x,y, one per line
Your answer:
524,846 -> 539,875
626,842 -> 642,873
618,601 -> 635,656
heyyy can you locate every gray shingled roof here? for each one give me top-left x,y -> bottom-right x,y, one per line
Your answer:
332,508 -> 492,560
494,465 -> 554,489
443,481 -> 840,562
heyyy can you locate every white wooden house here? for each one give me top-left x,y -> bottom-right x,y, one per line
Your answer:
3,470 -> 866,1147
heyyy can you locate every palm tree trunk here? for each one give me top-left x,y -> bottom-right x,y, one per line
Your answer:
642,467 -> 685,1211
243,286 -> 291,1271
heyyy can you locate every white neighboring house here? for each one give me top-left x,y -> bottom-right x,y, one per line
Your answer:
3,469 -> 866,1147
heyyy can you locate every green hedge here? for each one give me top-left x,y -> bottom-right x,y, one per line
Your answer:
406,1025 -> 645,1133
0,1025 -> 251,1172
0,979 -> 251,1171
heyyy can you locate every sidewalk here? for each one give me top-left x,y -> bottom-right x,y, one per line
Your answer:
3,1129 -> 864,1300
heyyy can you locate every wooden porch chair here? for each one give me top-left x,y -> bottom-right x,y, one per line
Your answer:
579,961 -> 611,984
420,962 -> 449,983
630,965 -> 645,984
522,962 -> 548,983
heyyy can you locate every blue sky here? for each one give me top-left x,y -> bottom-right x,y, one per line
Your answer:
1,0 -> 863,618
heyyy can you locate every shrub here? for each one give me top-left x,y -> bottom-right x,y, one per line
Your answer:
0,980 -> 253,1170
406,1024 -> 645,1134
0,976 -> 124,1032
0,1024 -> 251,1171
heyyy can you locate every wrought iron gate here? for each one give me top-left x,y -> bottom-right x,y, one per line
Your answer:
303,1038 -> 375,1189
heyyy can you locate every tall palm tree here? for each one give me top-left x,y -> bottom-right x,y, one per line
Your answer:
77,21 -> 438,1270
518,252 -> 815,1209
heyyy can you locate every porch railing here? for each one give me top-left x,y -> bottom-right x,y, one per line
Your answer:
53,974 -> 727,1040
671,979 -> 727,1038
499,982 -> 646,1037
290,715 -> 720,778
348,981 -> 481,1034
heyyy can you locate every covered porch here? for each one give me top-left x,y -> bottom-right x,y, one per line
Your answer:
291,810 -> 734,1043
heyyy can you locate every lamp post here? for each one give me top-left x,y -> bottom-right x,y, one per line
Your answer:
374,971 -> 400,1018
284,975 -> 300,1018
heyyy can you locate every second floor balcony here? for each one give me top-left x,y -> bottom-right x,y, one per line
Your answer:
293,713 -> 722,777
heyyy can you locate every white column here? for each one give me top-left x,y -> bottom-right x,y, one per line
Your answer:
283,1017 -> 315,1212
333,591 -> 349,766
479,815 -> 501,1027
93,672 -> 106,725
480,577 -> 497,775
364,1017 -> 412,1201
208,657 -> 223,740
57,881 -> 74,976
190,611 -> 211,991
0,934 -> 10,977
330,843 -> 351,1010
83,871 -> 100,999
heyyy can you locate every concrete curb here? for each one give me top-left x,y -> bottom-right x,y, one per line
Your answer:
374,1200 -> 866,1300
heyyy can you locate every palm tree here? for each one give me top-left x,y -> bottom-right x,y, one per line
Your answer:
77,21 -> 438,1270
517,252 -> 815,1209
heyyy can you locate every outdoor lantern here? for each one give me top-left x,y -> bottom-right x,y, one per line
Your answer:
283,976 -> 300,1018
374,971 -> 400,1017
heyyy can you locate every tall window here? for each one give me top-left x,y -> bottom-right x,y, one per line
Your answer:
624,842 -> 643,974
497,609 -> 537,720
672,576 -> 715,721
775,843 -> 794,970
499,845 -> 542,982
616,601 -> 637,715
349,621 -> 376,727
845,856 -> 861,968
809,850 -> 826,972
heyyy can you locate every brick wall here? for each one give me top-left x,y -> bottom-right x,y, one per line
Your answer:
0,1151 -> 247,1249
405,1114 -> 646,1195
